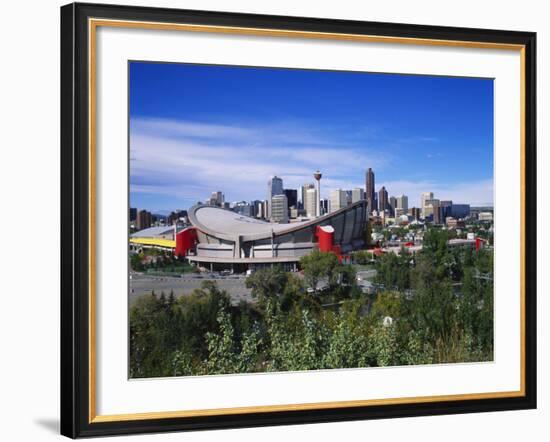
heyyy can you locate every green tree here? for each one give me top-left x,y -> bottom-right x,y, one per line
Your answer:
129,281 -> 231,378
300,250 -> 345,291
364,222 -> 372,247
371,291 -> 404,319
422,228 -> 449,262
129,234 -> 495,378
407,254 -> 457,350
300,250 -> 339,291
236,326 -> 262,373
322,301 -> 370,368
204,306 -> 238,375
264,300 -> 327,372
171,348 -> 195,376
130,252 -> 144,271
368,323 -> 398,367
245,266 -> 288,308
353,250 -> 374,265
179,281 -> 231,359
374,252 -> 411,290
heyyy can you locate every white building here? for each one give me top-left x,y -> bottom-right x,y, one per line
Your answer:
305,187 -> 318,218
253,200 -> 265,219
397,214 -> 409,224
208,191 -> 224,207
351,187 -> 364,203
396,194 -> 408,211
301,183 -> 315,212
478,212 -> 493,222
330,189 -> 348,213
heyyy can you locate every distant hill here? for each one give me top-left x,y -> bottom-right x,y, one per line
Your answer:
152,210 -> 171,218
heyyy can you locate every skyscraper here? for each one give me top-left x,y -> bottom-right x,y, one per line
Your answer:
420,192 -> 434,218
136,209 -> 152,230
395,194 -> 409,216
345,190 -> 353,206
330,189 -> 348,213
301,183 -> 315,214
431,200 -> 443,224
440,200 -> 453,220
268,176 -> 284,199
233,201 -> 253,217
267,176 -> 284,217
378,186 -> 389,214
208,191 -> 224,207
396,194 -> 409,211
408,207 -> 421,220
261,200 -> 269,219
167,209 -> 187,225
366,168 -> 375,214
424,198 -> 440,220
284,189 -> 298,211
305,188 -> 317,218
271,194 -> 289,223
451,204 -> 470,219
252,200 -> 264,219
351,187 -> 364,204
389,196 -> 397,216
320,198 -> 329,216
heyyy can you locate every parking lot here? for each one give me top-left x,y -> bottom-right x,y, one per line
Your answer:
129,273 -> 253,305
130,267 -> 378,305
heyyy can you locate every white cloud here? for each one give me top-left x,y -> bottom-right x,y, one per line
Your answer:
130,117 -> 492,209
130,118 -> 390,203
132,118 -> 255,140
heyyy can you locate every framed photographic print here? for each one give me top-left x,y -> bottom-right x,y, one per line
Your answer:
60,2 -> 537,438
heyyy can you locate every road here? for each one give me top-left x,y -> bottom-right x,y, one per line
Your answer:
130,269 -> 378,306
129,273 -> 253,305
356,269 -> 377,281
355,269 -> 377,294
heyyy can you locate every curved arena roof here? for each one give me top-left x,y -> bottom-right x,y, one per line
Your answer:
188,201 -> 366,242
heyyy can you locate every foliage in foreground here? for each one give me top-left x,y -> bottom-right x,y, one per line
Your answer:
130,230 -> 493,378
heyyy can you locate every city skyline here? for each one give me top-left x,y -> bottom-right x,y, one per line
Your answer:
130,62 -> 494,212
130,175 -> 481,223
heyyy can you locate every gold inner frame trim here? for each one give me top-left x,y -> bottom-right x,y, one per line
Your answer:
88,17 -> 527,424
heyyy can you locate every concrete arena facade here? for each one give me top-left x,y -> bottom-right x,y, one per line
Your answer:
186,200 -> 367,268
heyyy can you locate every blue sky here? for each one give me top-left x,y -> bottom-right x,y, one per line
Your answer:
129,61 -> 493,212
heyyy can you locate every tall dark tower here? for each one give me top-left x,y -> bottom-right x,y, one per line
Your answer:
378,186 -> 389,214
366,168 -> 375,214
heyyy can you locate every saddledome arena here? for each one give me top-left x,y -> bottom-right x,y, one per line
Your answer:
180,200 -> 367,271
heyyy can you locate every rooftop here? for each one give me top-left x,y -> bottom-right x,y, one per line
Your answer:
191,205 -> 309,236
188,201 -> 366,241
130,226 -> 174,238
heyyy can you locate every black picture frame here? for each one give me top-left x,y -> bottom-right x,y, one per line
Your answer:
61,2 -> 537,438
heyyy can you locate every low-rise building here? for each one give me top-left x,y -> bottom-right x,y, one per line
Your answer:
478,212 -> 493,222
446,217 -> 465,228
